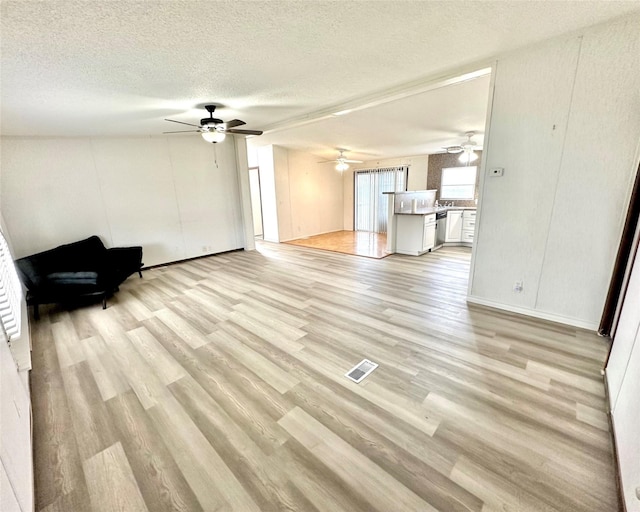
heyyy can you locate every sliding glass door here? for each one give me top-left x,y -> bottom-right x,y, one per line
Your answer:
355,167 -> 406,233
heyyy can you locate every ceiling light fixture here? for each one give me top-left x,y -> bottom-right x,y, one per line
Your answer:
459,150 -> 478,164
458,131 -> 478,165
336,161 -> 349,172
201,129 -> 226,143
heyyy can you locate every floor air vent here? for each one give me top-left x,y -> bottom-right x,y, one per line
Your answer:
345,359 -> 378,383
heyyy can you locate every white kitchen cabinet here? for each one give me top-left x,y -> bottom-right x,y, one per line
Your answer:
445,210 -> 463,242
461,210 -> 476,245
423,217 -> 436,252
396,214 -> 436,256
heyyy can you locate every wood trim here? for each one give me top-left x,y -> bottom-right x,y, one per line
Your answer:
603,370 -> 627,512
466,295 -> 599,331
141,248 -> 244,271
600,161 -> 640,337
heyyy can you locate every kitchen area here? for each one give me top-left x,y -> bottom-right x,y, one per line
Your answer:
388,189 -> 477,256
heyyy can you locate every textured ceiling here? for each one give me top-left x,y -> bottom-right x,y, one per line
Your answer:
2,0 -> 639,158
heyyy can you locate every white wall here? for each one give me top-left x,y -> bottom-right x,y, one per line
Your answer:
1,136 -> 245,266
248,168 -> 263,236
344,155 -> 429,231
0,217 -> 33,512
257,145 -> 280,242
343,168 -> 355,231
0,326 -> 32,512
272,146 -> 294,241
470,15 -> 640,329
234,140 -> 256,252
283,148 -> 344,241
256,145 -> 345,242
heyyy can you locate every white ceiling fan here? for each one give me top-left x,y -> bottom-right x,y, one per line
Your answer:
443,132 -> 479,164
318,149 -> 364,171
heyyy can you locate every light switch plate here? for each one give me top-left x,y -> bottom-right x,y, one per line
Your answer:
489,168 -> 504,177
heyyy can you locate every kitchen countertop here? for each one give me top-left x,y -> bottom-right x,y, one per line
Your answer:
395,206 -> 477,215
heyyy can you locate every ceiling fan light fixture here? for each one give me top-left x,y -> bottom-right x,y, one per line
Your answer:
165,104 -> 262,141
459,150 -> 478,164
336,161 -> 349,172
201,130 -> 226,143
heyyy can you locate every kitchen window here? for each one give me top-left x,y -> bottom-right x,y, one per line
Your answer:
441,166 -> 477,200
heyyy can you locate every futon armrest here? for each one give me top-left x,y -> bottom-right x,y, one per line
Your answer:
15,256 -> 43,290
106,246 -> 143,267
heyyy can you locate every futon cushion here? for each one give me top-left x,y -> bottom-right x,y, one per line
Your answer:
51,236 -> 107,270
46,271 -> 100,286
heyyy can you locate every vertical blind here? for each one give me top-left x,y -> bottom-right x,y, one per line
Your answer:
355,167 -> 407,233
0,230 -> 22,342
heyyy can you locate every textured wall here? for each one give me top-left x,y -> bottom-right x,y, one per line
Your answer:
470,14 -> 640,331
262,146 -> 345,241
426,151 -> 482,207
1,136 -> 245,266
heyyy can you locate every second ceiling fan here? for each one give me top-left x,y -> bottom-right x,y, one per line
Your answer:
443,132 -> 479,164
164,105 -> 263,143
318,149 -> 363,171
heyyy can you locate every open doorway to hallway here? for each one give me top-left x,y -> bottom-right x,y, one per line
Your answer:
248,166 -> 264,240
245,67 -> 491,270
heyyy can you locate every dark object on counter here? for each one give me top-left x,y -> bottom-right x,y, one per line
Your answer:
15,235 -> 143,318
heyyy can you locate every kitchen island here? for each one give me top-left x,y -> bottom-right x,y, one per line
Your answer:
384,190 -> 476,255
394,207 -> 477,255
395,212 -> 436,255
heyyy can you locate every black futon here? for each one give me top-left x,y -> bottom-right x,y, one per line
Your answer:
15,235 -> 143,317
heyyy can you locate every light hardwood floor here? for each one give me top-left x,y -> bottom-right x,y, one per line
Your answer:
30,243 -> 619,512
285,230 -> 388,259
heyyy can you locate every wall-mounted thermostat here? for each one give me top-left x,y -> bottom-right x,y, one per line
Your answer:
489,168 -> 504,177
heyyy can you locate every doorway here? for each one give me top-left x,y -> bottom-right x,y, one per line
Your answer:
248,166 -> 264,239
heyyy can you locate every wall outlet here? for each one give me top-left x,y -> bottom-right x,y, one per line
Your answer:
513,280 -> 523,293
489,167 -> 504,177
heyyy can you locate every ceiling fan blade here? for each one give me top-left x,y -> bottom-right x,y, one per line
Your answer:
226,129 -> 263,135
343,159 -> 363,163
163,130 -> 201,134
318,160 -> 338,164
165,118 -> 202,128
223,119 -> 246,129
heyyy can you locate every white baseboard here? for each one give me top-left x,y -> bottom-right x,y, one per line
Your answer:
465,295 -> 599,331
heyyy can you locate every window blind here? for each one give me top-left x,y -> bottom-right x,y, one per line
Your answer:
441,166 -> 477,200
355,167 -> 406,233
0,230 -> 22,342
